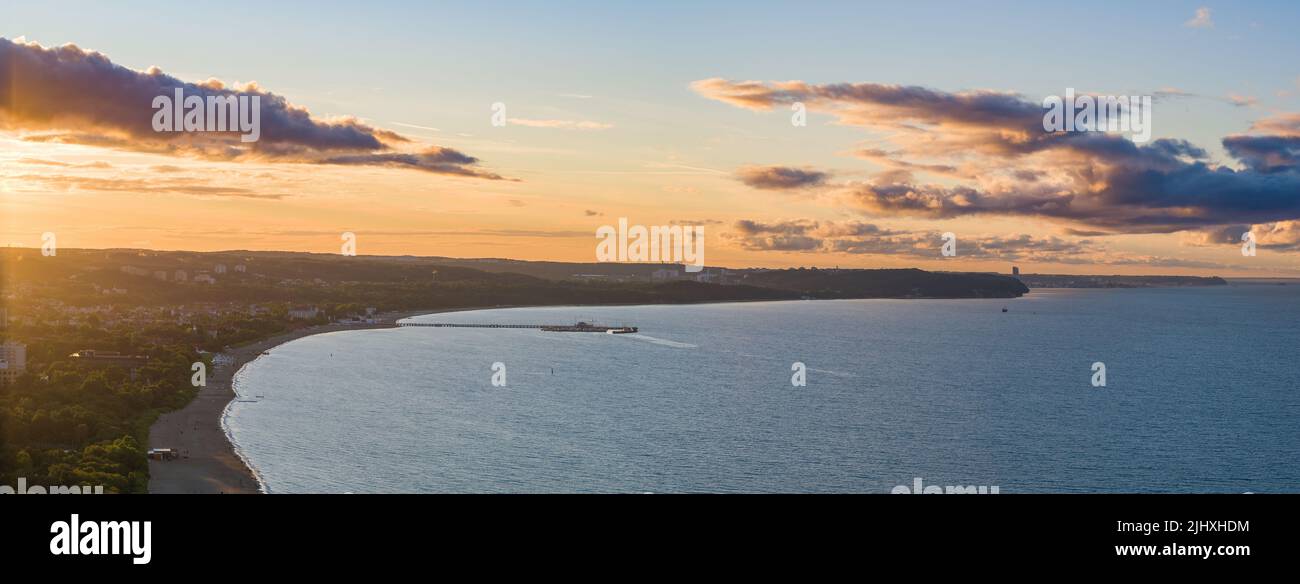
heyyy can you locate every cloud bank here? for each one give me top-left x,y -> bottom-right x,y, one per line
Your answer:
694,78 -> 1300,238
0,38 -> 505,179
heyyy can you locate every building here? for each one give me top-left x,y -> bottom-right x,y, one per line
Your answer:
193,273 -> 216,284
1012,266 -> 1021,278
288,306 -> 319,320
173,270 -> 188,282
0,341 -> 26,384
147,448 -> 178,461
214,264 -> 228,274
153,270 -> 169,281
234,264 -> 247,273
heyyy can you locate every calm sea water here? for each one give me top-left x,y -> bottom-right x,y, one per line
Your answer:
225,285 -> 1300,493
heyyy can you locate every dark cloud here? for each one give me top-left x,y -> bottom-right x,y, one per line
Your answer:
0,38 -> 505,179
319,148 -> 508,179
1222,135 -> 1300,173
732,219 -> 825,250
735,165 -> 830,190
696,78 -> 1300,236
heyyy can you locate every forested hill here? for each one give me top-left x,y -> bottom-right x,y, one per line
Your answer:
744,268 -> 1029,298
1,249 -> 1030,306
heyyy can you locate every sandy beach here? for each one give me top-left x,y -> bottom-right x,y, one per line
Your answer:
146,309 -> 438,494
145,302 -> 719,493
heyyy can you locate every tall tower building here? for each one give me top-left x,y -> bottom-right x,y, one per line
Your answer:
0,341 -> 27,384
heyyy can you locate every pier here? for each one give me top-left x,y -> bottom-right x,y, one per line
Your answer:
399,321 -> 638,334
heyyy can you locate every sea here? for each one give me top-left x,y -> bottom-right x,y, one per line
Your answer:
224,284 -> 1300,493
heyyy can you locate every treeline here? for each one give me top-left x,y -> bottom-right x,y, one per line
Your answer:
0,341 -> 200,493
745,268 -> 1030,298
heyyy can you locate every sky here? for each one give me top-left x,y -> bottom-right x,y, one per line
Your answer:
3,0 -> 1300,275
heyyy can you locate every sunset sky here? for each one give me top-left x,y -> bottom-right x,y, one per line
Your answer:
4,1 -> 1300,275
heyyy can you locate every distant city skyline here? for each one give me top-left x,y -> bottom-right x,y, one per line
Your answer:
4,1 -> 1300,276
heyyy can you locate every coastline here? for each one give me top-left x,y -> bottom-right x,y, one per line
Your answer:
144,296 -> 1029,494
145,308 -> 451,494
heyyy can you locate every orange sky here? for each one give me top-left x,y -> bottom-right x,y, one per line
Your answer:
4,22 -> 1300,277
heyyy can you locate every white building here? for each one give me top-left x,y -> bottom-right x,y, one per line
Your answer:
153,270 -> 169,281
174,270 -> 188,282
193,274 -> 216,284
214,264 -> 228,274
0,341 -> 26,384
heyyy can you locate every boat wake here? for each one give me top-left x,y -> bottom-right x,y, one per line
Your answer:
620,334 -> 697,348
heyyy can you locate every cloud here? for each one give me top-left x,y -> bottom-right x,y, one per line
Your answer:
389,121 -> 442,132
318,147 -> 509,179
507,118 -> 612,130
15,157 -> 112,169
854,148 -> 965,177
669,218 -> 724,226
12,173 -> 287,199
1185,7 -> 1214,29
1246,113 -> 1300,137
1227,94 -> 1257,107
694,77 -> 1300,238
734,165 -> 830,190
1187,221 -> 1300,251
727,218 -> 1096,260
0,38 -> 505,179
732,219 -> 827,250
725,217 -> 1253,269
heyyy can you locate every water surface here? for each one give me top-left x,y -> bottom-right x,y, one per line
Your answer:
226,285 -> 1300,493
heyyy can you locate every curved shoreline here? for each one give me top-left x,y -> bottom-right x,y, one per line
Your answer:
149,298 -> 1005,494
220,358 -> 270,493
146,308 -> 460,494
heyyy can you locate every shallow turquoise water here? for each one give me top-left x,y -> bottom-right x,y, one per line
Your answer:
226,285 -> 1300,493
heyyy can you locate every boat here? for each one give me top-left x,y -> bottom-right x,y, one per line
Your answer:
540,321 -> 638,334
